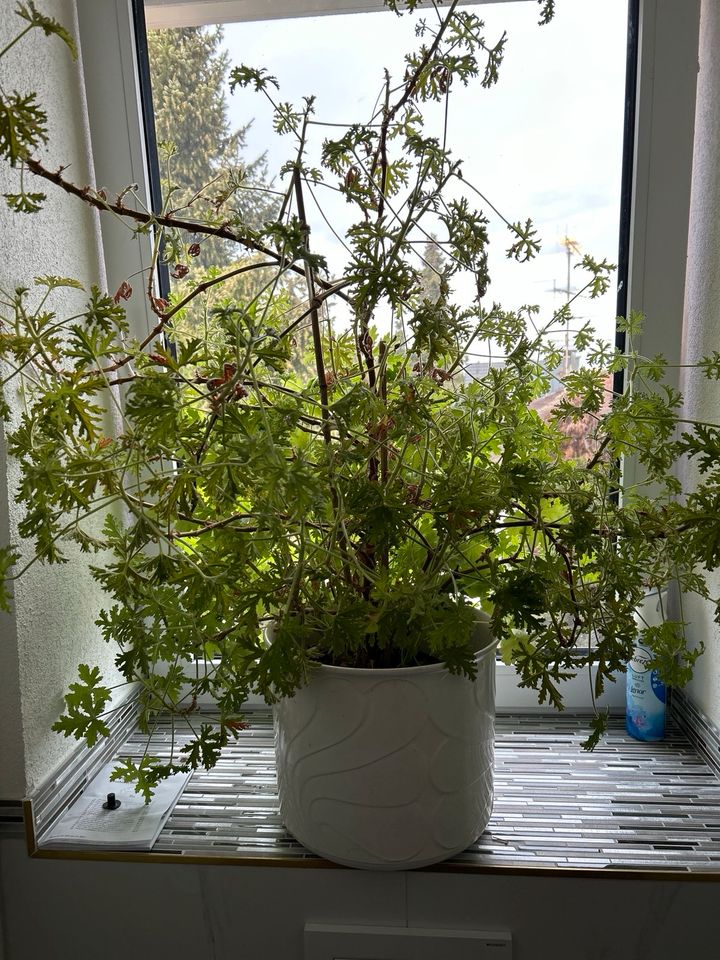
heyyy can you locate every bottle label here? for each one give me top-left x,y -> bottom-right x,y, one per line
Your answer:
626,643 -> 665,740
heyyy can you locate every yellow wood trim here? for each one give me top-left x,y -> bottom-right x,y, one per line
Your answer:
22,799 -> 36,855
24,844 -> 720,881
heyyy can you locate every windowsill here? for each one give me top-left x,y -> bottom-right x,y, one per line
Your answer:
163,659 -> 627,713
25,701 -> 720,879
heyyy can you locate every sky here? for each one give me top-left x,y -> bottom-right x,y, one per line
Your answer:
217,0 -> 629,356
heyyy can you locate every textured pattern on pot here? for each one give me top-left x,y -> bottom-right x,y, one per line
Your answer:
274,628 -> 496,870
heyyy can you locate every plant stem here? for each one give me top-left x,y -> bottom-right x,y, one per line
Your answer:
378,341 -> 389,485
0,25 -> 32,61
369,0 -> 459,178
292,166 -> 331,448
162,259 -> 277,324
25,157 -> 351,305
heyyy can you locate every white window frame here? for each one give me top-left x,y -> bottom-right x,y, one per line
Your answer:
74,0 -> 701,711
143,0 -> 518,27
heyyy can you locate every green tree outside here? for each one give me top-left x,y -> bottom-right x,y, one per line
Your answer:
147,25 -> 275,266
147,25 -> 313,374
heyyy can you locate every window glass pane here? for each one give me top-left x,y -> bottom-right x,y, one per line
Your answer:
146,0 -> 628,449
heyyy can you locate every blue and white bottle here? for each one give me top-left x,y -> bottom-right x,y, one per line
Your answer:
626,592 -> 667,742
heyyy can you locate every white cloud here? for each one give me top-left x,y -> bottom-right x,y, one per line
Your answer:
222,0 -> 628,345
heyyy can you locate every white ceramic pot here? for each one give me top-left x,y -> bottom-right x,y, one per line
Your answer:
273,616 -> 496,870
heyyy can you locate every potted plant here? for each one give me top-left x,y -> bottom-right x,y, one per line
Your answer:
2,0 -> 720,869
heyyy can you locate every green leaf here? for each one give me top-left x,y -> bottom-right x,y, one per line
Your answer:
641,620 -> 702,687
273,102 -> 302,136
16,2 -> 78,59
581,709 -> 609,751
4,190 -> 45,213
699,351 -> 720,380
637,354 -> 667,382
384,0 -> 424,14
229,65 -> 279,93
181,722 -> 229,770
125,374 -> 182,445
35,275 -> 84,291
498,629 -> 526,666
109,756 -> 187,804
537,0 -> 555,26
577,254 -> 615,298
84,285 -> 128,334
52,664 -> 111,748
0,546 -> 19,612
0,92 -> 48,165
616,309 -> 644,337
506,219 -> 540,262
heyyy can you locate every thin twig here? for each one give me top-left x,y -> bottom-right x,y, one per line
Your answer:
292,166 -> 331,447
25,157 -> 351,304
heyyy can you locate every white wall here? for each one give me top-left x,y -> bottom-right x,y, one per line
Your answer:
0,0 -> 124,799
1,838 -> 720,960
681,0 -> 720,728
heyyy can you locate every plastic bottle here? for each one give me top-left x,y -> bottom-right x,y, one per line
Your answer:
626,591 -> 667,741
